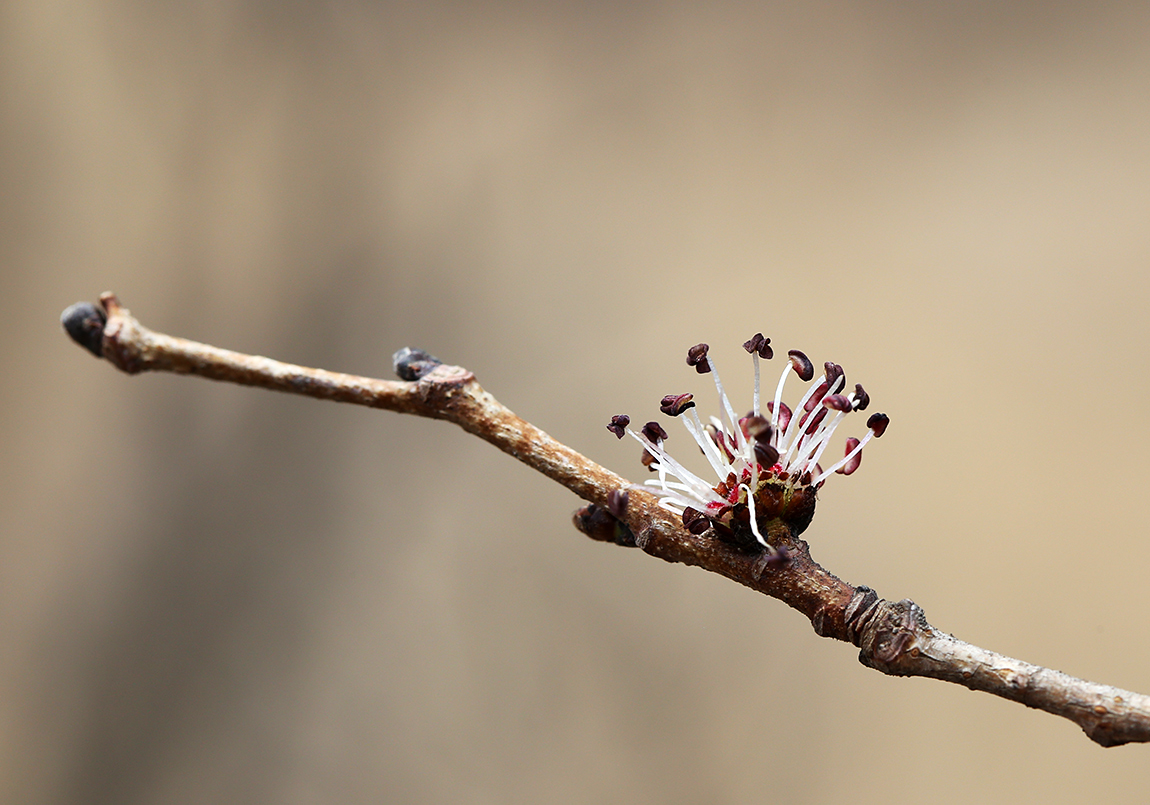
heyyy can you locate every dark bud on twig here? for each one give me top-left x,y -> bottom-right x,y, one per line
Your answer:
686,343 -> 711,373
60,301 -> 107,358
641,421 -> 669,443
787,350 -> 814,382
392,347 -> 443,381
572,503 -> 636,547
743,333 -> 773,359
606,415 -> 631,439
659,393 -> 695,417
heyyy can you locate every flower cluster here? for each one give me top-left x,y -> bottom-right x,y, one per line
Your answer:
607,335 -> 888,560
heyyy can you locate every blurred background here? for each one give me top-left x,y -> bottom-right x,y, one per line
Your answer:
5,1 -> 1150,802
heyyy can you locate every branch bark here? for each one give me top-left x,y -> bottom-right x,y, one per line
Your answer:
61,292 -> 1150,748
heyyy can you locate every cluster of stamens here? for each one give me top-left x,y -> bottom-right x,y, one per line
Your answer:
607,335 -> 888,561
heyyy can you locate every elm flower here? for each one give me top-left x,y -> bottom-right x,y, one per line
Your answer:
607,335 -> 888,560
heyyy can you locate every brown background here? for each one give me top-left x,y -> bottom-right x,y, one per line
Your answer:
5,2 -> 1150,802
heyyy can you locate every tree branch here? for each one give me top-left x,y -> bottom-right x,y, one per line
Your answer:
61,292 -> 1150,748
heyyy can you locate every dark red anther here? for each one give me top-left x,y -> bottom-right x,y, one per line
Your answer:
641,450 -> 658,471
659,393 -> 695,417
743,333 -> 773,359
824,362 -> 844,390
766,400 -> 792,432
742,415 -> 773,443
837,437 -> 862,475
821,393 -> 853,412
641,421 -> 669,443
804,380 -> 829,412
803,406 -> 828,434
852,383 -> 870,411
686,343 -> 712,373
606,414 -> 631,439
866,412 -> 889,437
682,507 -> 711,535
705,423 -> 736,462
754,442 -> 780,467
787,350 -> 814,382
607,488 -> 629,518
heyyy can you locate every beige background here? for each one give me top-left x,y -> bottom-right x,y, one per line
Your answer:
5,2 -> 1150,802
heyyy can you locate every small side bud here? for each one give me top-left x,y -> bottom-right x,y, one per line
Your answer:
61,301 -> 107,358
573,503 -> 636,547
392,347 -> 443,381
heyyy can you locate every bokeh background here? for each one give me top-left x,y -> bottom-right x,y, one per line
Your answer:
5,2 -> 1150,802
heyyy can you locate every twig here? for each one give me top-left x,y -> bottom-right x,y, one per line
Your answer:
61,292 -> 1150,747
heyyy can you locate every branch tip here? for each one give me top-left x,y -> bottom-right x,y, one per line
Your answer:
60,301 -> 108,358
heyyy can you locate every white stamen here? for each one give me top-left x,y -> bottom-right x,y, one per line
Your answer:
706,356 -> 746,456
752,353 -> 761,417
741,482 -> 769,549
778,375 -> 825,455
770,363 -> 790,434
802,408 -> 849,472
685,408 -> 732,479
